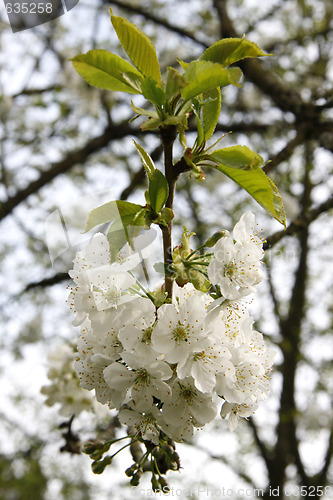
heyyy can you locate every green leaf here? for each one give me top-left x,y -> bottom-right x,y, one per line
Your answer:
141,77 -> 165,107
71,50 -> 142,94
201,88 -> 221,140
200,36 -> 270,67
165,67 -> 187,102
107,225 -> 143,261
177,58 -> 189,71
181,61 -> 242,101
133,140 -> 156,178
209,158 -> 286,225
157,207 -> 174,226
140,115 -> 164,131
139,111 -> 190,131
153,262 -> 167,274
149,170 -> 169,213
191,99 -> 205,147
121,72 -> 142,93
131,102 -> 159,119
110,9 -> 161,83
210,145 -> 265,170
85,200 -> 145,232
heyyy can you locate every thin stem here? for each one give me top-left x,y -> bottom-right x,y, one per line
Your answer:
159,125 -> 178,300
105,434 -> 136,446
183,259 -> 210,266
111,439 -> 138,459
152,455 -> 163,477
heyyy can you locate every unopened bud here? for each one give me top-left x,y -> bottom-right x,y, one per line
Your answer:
90,450 -> 104,461
151,475 -> 161,492
130,469 -> 143,486
163,444 -> 174,456
159,477 -> 170,492
125,464 -> 137,477
152,447 -> 163,460
83,441 -> 104,455
202,230 -> 228,248
91,456 -> 112,474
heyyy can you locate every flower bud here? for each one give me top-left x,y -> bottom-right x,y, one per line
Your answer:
83,441 -> 104,455
125,464 -> 137,477
159,477 -> 170,492
130,469 -> 143,486
202,230 -> 228,248
163,444 -> 175,456
151,475 -> 161,492
152,447 -> 163,460
90,450 -> 104,461
91,456 -> 112,474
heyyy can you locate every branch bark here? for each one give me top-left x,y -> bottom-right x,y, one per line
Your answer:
107,0 -> 208,46
269,145 -> 313,489
0,122 -> 142,222
212,0 -> 316,119
160,125 -> 178,300
264,195 -> 333,251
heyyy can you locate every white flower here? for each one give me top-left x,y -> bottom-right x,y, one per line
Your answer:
221,401 -> 259,431
45,343 -> 75,379
172,282 -> 212,307
176,322 -> 234,393
68,233 -> 139,325
74,321 -> 118,404
233,211 -> 264,260
208,211 -> 264,299
151,294 -> 209,363
41,378 -> 94,417
161,378 -> 218,441
209,299 -> 251,347
113,228 -> 156,271
41,342 -> 95,417
118,297 -> 157,356
103,352 -> 172,408
216,356 -> 265,405
118,402 -> 163,445
215,320 -> 275,407
87,265 -> 136,311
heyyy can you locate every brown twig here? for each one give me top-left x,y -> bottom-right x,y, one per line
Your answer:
107,0 -> 208,47
160,125 -> 178,300
0,122 -> 142,222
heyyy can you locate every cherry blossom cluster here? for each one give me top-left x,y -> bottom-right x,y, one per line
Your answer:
66,211 -> 275,442
41,342 -> 98,418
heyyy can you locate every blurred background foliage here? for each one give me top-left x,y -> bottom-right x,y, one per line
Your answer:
0,0 -> 332,498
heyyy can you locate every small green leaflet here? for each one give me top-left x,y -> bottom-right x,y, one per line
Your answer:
201,88 -> 221,141
148,170 -> 169,213
133,141 -> 156,178
141,77 -> 165,107
110,9 -> 161,83
209,146 -> 286,226
131,102 -> 159,119
85,200 -> 146,233
200,36 -> 270,67
71,50 -> 142,94
181,60 -> 242,101
165,67 -> 187,102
